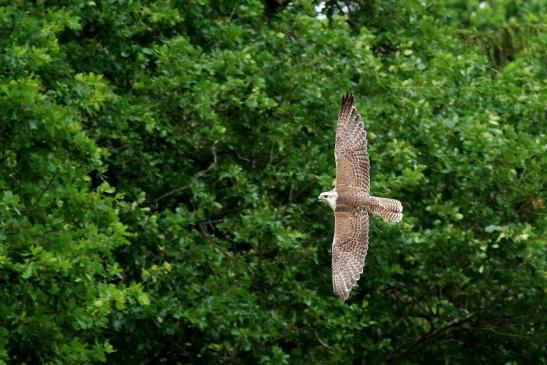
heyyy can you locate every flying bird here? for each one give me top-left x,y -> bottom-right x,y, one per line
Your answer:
318,93 -> 403,300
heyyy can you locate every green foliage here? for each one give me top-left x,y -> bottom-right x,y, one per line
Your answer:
0,0 -> 545,364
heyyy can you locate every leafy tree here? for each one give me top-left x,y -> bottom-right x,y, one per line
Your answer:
0,3 -> 149,364
0,0 -> 545,364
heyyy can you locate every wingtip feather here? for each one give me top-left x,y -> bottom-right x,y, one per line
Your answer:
341,92 -> 355,106
333,274 -> 350,301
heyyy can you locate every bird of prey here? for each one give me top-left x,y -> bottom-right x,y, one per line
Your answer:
318,93 -> 403,300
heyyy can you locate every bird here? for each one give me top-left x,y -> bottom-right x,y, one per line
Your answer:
318,93 -> 403,300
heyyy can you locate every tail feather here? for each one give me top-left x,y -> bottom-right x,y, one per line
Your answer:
369,197 -> 403,222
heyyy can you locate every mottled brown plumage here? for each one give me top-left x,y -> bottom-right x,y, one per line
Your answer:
319,93 -> 403,301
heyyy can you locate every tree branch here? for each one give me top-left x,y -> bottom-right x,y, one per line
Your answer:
387,285 -> 511,364
154,143 -> 218,203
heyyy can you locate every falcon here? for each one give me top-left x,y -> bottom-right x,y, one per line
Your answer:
318,93 -> 403,300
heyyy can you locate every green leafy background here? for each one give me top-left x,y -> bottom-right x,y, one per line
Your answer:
0,0 -> 545,364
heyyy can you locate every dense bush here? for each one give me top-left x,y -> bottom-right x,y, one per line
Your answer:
0,1 -> 545,364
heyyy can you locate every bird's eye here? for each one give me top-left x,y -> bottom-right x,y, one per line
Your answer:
323,195 -> 328,198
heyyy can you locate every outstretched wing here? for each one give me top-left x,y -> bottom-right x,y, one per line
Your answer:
332,210 -> 369,300
335,93 -> 370,192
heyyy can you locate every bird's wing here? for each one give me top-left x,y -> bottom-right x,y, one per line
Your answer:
335,93 -> 370,192
332,209 -> 369,300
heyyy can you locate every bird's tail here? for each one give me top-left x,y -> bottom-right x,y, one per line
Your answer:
369,197 -> 403,222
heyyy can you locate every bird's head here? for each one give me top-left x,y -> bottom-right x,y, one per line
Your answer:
318,189 -> 338,210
